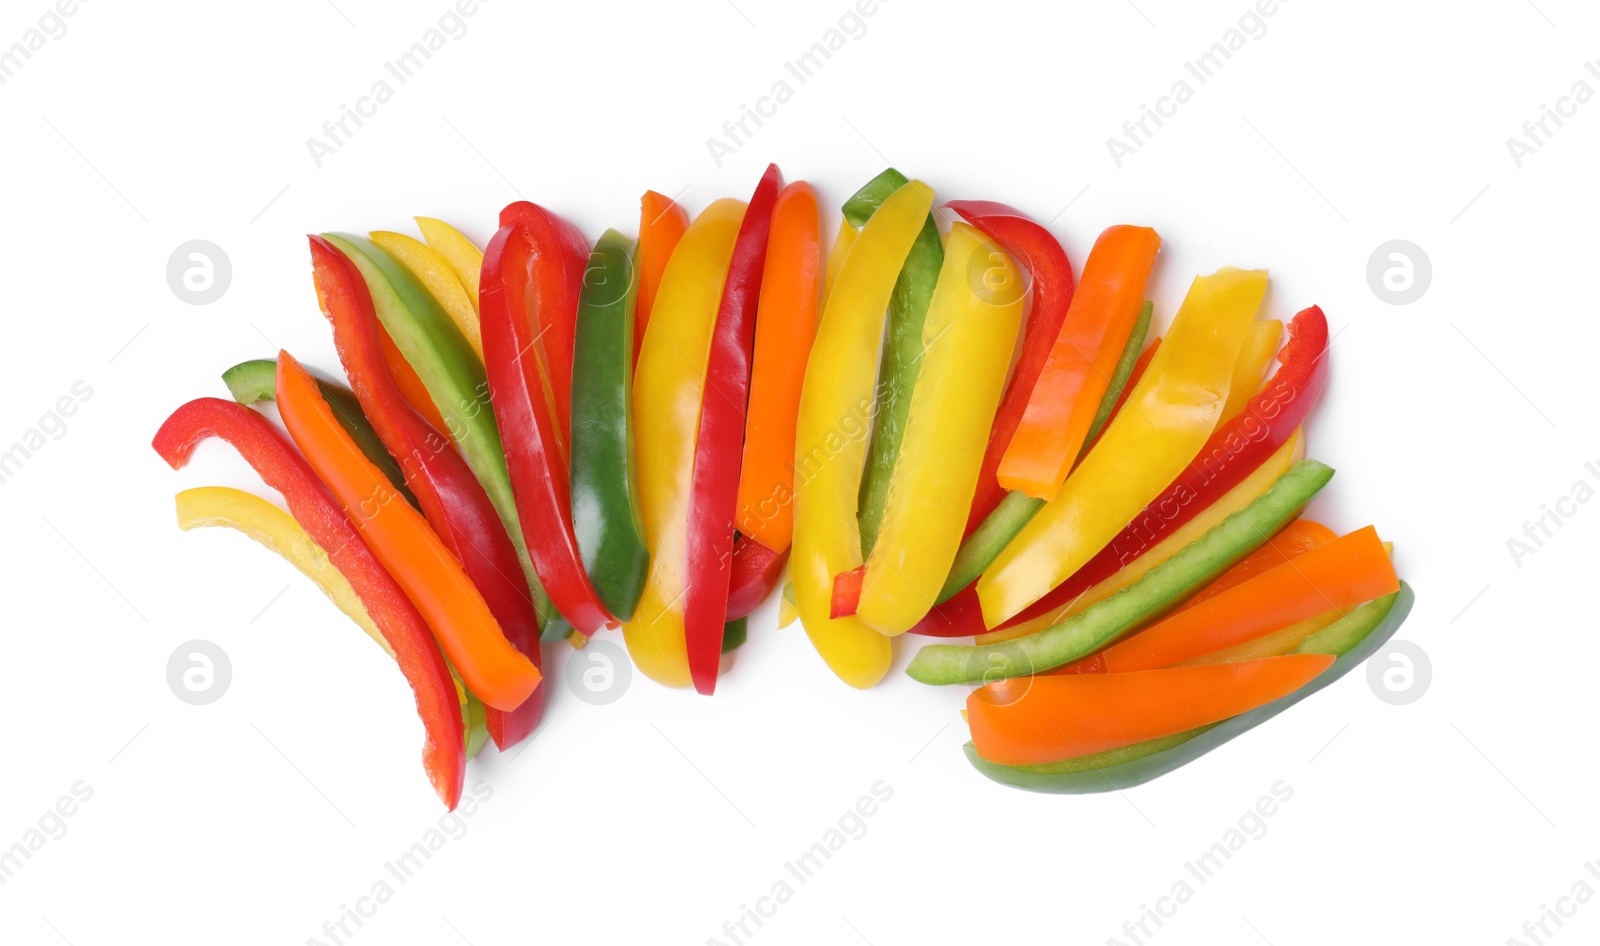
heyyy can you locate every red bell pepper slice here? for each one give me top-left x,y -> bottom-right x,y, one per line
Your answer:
725,535 -> 789,620
308,235 -> 544,750
497,201 -> 588,446
907,304 -> 1330,638
152,398 -> 465,809
684,163 -> 782,694
481,220 -> 617,637
945,201 -> 1078,536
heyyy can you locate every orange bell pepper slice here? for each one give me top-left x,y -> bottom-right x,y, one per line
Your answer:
274,351 -> 541,712
1175,518 -> 1336,613
379,329 -> 449,434
1101,525 -> 1398,673
634,190 -> 692,371
968,654 -> 1335,765
735,180 -> 820,552
996,225 -> 1160,499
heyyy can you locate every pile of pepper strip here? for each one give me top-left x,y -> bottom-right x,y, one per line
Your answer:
152,164 -> 1413,805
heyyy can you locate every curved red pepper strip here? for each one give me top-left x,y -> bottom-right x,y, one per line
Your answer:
308,236 -> 544,750
152,398 -> 465,809
725,535 -> 789,620
907,306 -> 1330,638
684,163 -> 782,695
946,201 -> 1077,537
481,220 -> 617,637
498,202 -> 588,446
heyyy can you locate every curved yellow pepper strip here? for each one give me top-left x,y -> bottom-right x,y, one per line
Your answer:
624,198 -> 747,687
976,428 -> 1304,644
1221,318 -> 1282,423
857,223 -> 1024,635
976,267 -> 1268,627
174,486 -> 486,757
370,230 -> 484,361
415,217 -> 484,316
823,214 -> 859,307
792,179 -> 935,688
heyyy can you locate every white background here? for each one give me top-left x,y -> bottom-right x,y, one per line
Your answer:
0,0 -> 1592,943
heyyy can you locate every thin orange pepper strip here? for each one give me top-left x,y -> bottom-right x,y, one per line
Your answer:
735,181 -> 820,553
968,654 -> 1335,765
634,190 -> 692,371
275,352 -> 541,712
1102,525 -> 1398,673
1175,518 -> 1336,613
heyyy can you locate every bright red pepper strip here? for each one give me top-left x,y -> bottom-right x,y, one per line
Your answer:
684,163 -> 782,695
309,236 -> 544,750
725,535 -> 788,620
945,201 -> 1078,536
481,220 -> 617,637
152,398 -> 465,809
906,305 -> 1330,638
498,202 -> 588,447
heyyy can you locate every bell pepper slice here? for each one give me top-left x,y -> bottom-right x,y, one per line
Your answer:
734,180 -> 821,553
320,233 -> 565,641
173,485 -> 489,760
498,201 -> 588,446
905,457 -> 1334,686
1175,518 -> 1335,613
977,267 -> 1268,627
852,222 -> 1025,635
481,220 -> 618,638
934,303 -> 1154,606
726,535 -> 789,620
625,198 -> 747,687
415,216 -> 484,316
969,653 -> 1334,766
841,169 -> 945,556
997,225 -> 1162,499
223,358 -> 417,509
685,164 -> 782,694
308,235 -> 544,748
722,616 -> 749,653
1221,319 -> 1282,423
151,397 -> 465,808
792,179 -> 935,688
1100,525 -> 1398,672
634,190 -> 691,371
964,583 -> 1413,792
823,214 -> 858,306
380,330 -> 451,434
369,230 -> 483,361
975,304 -> 1330,638
570,228 -> 651,622
944,201 -> 1079,534
1078,308 -> 1156,459
275,352 -> 540,712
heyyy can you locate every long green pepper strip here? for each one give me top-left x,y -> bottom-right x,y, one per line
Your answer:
323,233 -> 569,641
570,229 -> 650,621
841,168 -> 944,556
936,302 -> 1154,602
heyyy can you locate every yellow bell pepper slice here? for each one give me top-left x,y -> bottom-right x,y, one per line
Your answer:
624,198 -> 747,687
976,267 -> 1268,627
792,179 -> 935,687
1221,318 -> 1282,423
976,428 -> 1304,643
174,486 -> 486,757
370,229 -> 484,361
823,214 -> 859,307
415,217 -> 485,315
856,223 -> 1024,635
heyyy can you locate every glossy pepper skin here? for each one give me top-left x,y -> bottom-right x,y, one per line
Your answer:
997,225 -> 1161,499
151,397 -> 465,809
369,229 -> 483,360
852,223 -> 1025,635
735,180 -> 821,553
842,168 -> 945,556
275,352 -> 542,713
626,199 -> 747,687
791,179 -> 935,688
308,236 -> 545,749
570,228 -> 650,622
321,233 -> 565,641
634,191 -> 692,371
725,536 -> 788,619
978,267 -> 1267,627
953,305 -> 1331,639
685,164 -> 782,694
481,220 -> 618,638
497,202 -> 589,446
945,201 -> 1079,535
